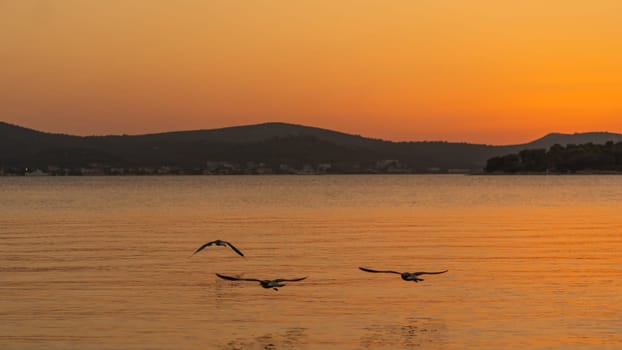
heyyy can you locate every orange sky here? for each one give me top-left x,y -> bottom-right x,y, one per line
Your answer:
1,0 -> 621,145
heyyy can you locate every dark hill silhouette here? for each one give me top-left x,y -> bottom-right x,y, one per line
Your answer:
511,132 -> 622,151
136,122 -> 383,146
2,121 -> 622,173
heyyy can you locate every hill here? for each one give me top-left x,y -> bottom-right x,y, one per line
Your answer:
2,121 -> 622,174
510,132 -> 622,151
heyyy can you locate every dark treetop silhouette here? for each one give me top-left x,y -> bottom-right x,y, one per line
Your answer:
485,141 -> 622,173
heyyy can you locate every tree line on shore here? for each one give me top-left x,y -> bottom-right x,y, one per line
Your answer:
485,141 -> 622,173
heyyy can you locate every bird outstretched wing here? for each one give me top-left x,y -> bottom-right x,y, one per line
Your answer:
274,277 -> 307,282
359,267 -> 401,274
413,270 -> 448,276
191,241 -> 215,256
224,241 -> 245,257
215,273 -> 260,282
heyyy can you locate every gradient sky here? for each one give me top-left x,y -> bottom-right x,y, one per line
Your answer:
1,0 -> 621,144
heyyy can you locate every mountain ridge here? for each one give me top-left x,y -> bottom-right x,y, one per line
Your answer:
2,120 -> 622,173
3,120 -> 622,146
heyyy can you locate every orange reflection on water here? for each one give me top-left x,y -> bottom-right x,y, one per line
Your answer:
1,175 -> 621,349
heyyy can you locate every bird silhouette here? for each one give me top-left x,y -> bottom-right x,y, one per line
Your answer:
359,267 -> 447,282
215,273 -> 307,291
191,240 -> 244,257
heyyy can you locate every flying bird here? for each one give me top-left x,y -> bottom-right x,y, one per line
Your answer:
191,240 -> 244,257
215,273 -> 307,291
359,267 -> 447,282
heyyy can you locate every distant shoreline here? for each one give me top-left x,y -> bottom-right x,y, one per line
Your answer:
3,171 -> 622,177
4,121 -> 622,178
473,171 -> 622,175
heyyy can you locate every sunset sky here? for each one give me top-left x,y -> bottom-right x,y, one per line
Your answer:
1,0 -> 621,144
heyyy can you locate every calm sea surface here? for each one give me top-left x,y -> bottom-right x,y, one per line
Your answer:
1,175 -> 621,349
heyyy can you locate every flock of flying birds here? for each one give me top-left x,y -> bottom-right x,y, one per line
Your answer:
192,239 -> 448,291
